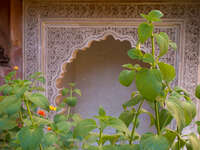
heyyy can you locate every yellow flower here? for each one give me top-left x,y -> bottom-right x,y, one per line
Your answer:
13,66 -> 19,71
49,105 -> 56,111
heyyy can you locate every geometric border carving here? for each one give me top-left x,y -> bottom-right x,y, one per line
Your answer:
24,0 -> 200,132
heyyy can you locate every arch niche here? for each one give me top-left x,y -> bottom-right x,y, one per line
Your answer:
55,34 -> 154,134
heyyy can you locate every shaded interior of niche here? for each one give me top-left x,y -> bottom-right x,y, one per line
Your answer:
56,35 -> 155,134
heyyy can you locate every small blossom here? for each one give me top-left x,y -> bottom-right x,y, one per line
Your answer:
49,105 -> 56,111
47,127 -> 52,131
13,66 -> 19,71
38,110 -> 46,117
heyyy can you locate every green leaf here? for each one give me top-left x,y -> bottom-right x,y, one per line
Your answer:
65,97 -> 78,107
33,116 -> 52,125
166,96 -> 196,129
54,114 -> 67,123
140,135 -> 169,150
36,76 -> 46,84
119,70 -> 136,87
142,53 -> 154,64
18,126 -> 44,150
169,40 -> 177,50
135,69 -> 164,102
69,82 -> 76,87
73,119 -> 97,138
127,48 -> 143,60
155,32 -> 169,57
0,115 -> 18,130
138,23 -> 153,43
74,88 -> 82,96
159,109 -> 173,130
26,92 -> 49,110
122,64 -> 135,70
141,108 -> 155,126
119,111 -> 134,127
163,129 -> 177,147
108,117 -> 130,136
166,97 -> 185,129
42,132 -> 57,147
62,88 -> 69,96
195,84 -> 200,99
0,95 -> 21,115
56,121 -> 71,134
123,94 -> 143,108
188,134 -> 200,150
29,72 -> 42,79
158,62 -> 176,83
196,121 -> 200,135
181,100 -> 196,126
148,10 -> 163,22
99,106 -> 106,116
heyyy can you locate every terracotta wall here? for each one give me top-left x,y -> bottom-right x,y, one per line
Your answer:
0,0 -> 22,85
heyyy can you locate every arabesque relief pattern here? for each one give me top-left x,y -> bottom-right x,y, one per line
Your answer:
24,0 -> 200,131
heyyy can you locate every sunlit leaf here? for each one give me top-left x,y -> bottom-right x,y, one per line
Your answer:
138,23 -> 153,43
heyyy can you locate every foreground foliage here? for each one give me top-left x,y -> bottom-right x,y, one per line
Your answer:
1,10 -> 200,150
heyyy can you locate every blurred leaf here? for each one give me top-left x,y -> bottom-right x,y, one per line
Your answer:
42,132 -> 57,147
195,84 -> 200,99
73,119 -> 97,138
74,88 -> 82,96
99,106 -> 106,116
62,88 -> 69,96
163,129 -> 177,147
119,111 -> 134,127
56,121 -> 71,134
169,40 -> 177,50
108,117 -> 130,136
18,126 -> 44,150
187,134 -> 200,150
0,115 -> 17,130
25,92 -> 49,110
140,134 -> 169,150
65,97 -> 77,107
36,76 -> 46,84
0,95 -> 21,115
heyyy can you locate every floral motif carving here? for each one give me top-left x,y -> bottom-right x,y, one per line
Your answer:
24,0 -> 200,131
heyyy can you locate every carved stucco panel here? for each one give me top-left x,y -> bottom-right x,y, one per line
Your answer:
24,0 -> 200,132
43,23 -> 179,104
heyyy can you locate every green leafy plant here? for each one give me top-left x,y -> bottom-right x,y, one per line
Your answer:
118,10 -> 200,150
1,10 -> 200,150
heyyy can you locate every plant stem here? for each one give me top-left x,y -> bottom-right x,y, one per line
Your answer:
66,106 -> 71,120
25,100 -> 34,125
40,144 -> 43,150
151,34 -> 156,68
129,100 -> 144,144
177,127 -> 181,150
154,101 -> 160,135
25,99 -> 43,150
98,128 -> 103,147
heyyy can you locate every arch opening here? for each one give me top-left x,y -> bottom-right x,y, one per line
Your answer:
55,35 -> 154,134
